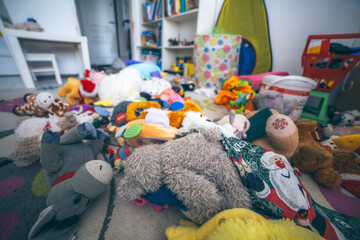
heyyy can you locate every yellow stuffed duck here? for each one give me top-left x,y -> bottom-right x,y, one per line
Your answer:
166,208 -> 323,240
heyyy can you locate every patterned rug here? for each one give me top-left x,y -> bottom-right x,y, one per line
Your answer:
0,158 -> 49,240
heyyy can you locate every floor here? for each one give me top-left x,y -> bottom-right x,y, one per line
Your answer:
0,75 -> 66,91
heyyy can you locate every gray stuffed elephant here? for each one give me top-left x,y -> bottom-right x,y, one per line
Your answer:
28,123 -> 113,240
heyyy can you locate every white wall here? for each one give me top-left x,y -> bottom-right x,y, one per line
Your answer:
1,0 -> 82,75
197,0 -> 360,75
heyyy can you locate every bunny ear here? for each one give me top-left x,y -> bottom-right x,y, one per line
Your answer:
229,110 -> 236,124
28,206 -> 57,239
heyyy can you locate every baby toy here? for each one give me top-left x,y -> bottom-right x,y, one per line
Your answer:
10,113 -> 95,167
29,157 -> 112,240
215,75 -> 256,112
214,110 -> 250,139
12,92 -> 70,117
291,118 -> 360,188
244,108 -> 299,159
166,208 -> 323,240
98,67 -> 143,106
28,122 -> 112,239
253,90 -> 298,116
117,127 -> 252,225
58,77 -> 99,106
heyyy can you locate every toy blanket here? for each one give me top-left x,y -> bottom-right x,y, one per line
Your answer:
221,136 -> 360,240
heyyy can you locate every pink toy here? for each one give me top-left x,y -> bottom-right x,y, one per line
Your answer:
84,69 -> 107,85
238,71 -> 289,91
159,88 -> 185,110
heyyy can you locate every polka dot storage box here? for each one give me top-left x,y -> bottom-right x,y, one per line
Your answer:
193,33 -> 241,89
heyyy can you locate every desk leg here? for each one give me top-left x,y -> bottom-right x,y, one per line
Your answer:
75,41 -> 91,78
7,36 -> 35,88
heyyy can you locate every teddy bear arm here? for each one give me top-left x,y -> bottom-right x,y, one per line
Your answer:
332,150 -> 360,174
313,168 -> 342,188
292,145 -> 333,173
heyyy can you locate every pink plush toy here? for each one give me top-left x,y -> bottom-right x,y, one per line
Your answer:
238,71 -> 288,91
158,88 -> 185,111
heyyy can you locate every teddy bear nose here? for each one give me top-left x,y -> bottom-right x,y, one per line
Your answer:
275,160 -> 285,169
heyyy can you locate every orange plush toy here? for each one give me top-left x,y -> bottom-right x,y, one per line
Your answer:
58,77 -> 98,106
215,75 -> 255,112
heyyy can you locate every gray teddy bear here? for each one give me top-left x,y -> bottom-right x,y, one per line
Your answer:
117,127 -> 252,225
253,90 -> 298,116
28,122 -> 113,240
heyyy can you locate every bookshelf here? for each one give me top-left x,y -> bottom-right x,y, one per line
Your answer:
130,0 -> 199,74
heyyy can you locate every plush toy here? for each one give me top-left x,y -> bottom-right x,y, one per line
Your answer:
12,92 -> 70,117
118,124 -> 252,225
29,160 -> 112,240
98,67 -> 143,106
84,68 -> 107,85
332,134 -> 360,152
291,119 -> 360,188
215,75 -> 256,112
330,109 -> 360,126
140,77 -> 172,97
166,208 -> 323,240
253,90 -> 298,116
59,77 -> 99,106
214,110 -> 250,139
244,108 -> 299,159
10,113 -> 94,167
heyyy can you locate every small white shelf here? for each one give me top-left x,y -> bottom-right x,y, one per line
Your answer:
164,45 -> 194,50
142,19 -> 162,28
137,45 -> 161,50
165,9 -> 198,22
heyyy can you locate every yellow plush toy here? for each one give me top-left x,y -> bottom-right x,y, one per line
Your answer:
166,208 -> 323,240
58,77 -> 81,106
332,134 -> 360,152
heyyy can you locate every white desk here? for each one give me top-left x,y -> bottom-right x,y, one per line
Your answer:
3,28 -> 90,88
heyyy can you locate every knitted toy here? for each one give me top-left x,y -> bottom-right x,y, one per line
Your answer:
253,90 -> 298,116
215,75 -> 256,112
9,113 -> 95,167
117,127 -> 252,225
166,208 -> 323,240
12,92 -> 70,117
244,108 -> 299,159
98,67 -> 143,106
291,119 -> 360,188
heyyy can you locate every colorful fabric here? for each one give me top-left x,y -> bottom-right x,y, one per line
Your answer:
193,34 -> 241,89
221,136 -> 360,240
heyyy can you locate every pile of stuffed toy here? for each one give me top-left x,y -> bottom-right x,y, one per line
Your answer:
11,62 -> 360,240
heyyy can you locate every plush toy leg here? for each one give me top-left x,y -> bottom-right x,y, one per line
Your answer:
86,129 -> 109,157
314,168 -> 342,188
41,130 -> 63,175
60,122 -> 96,144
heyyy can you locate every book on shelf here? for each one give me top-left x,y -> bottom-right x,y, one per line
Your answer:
165,0 -> 198,17
143,0 -> 163,22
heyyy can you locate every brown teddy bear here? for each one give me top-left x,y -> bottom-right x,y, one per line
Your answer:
291,118 -> 360,188
243,108 -> 299,159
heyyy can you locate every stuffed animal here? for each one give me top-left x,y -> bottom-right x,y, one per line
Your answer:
253,90 -> 298,116
10,113 -> 94,167
12,92 -> 70,117
29,160 -> 113,239
166,208 -> 323,240
98,67 -> 143,106
58,77 -> 99,106
291,118 -> 360,188
244,108 -> 299,159
117,126 -> 252,225
214,109 -> 250,139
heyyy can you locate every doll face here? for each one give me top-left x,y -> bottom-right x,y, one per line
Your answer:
269,155 -> 287,169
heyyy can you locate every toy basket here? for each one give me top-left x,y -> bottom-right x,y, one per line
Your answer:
301,33 -> 360,92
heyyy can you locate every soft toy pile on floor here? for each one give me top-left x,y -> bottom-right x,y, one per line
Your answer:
9,63 -> 360,240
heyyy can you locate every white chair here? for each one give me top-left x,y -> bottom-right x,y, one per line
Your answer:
25,53 -> 63,85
